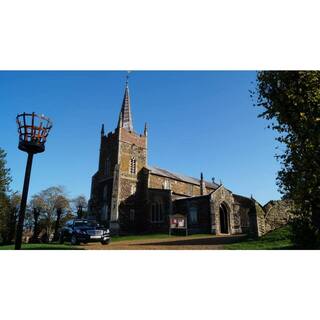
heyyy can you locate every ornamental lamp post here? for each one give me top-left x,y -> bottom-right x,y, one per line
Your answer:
15,112 -> 52,250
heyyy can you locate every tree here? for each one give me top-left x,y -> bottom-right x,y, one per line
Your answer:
0,148 -> 12,194
255,71 -> 320,248
35,186 -> 71,242
29,194 -> 46,243
53,194 -> 70,241
0,148 -> 12,244
8,192 -> 22,242
0,193 -> 10,244
72,195 -> 88,219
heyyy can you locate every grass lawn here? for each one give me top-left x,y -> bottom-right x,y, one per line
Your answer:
224,226 -> 295,250
0,229 -> 295,250
0,234 -> 211,250
0,243 -> 83,250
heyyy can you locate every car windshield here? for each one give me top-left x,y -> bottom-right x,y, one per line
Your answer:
74,220 -> 98,228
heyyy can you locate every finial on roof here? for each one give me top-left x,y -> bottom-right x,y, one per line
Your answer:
126,71 -> 130,87
101,124 -> 105,136
144,122 -> 148,136
200,172 -> 206,195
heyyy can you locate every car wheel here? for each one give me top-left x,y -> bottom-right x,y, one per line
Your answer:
59,233 -> 64,244
101,239 -> 110,245
71,235 -> 79,245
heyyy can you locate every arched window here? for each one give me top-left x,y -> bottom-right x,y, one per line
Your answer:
105,158 -> 111,176
130,157 -> 137,174
189,206 -> 198,224
101,205 -> 109,221
151,203 -> 157,222
103,185 -> 108,201
129,209 -> 135,222
151,202 -> 164,223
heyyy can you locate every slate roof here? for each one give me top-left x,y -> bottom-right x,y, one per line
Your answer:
146,165 -> 220,189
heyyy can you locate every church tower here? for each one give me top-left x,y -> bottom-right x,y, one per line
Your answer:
89,77 -> 148,234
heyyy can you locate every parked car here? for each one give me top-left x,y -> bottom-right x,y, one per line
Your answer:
59,219 -> 110,245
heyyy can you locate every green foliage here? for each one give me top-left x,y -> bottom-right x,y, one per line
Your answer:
7,192 -> 21,241
0,148 -> 12,194
0,148 -> 14,244
0,192 -> 10,244
290,216 -> 320,249
255,71 -> 320,249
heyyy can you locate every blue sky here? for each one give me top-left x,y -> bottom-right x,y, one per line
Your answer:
0,71 -> 281,204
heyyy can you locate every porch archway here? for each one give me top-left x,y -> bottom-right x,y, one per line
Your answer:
219,202 -> 230,234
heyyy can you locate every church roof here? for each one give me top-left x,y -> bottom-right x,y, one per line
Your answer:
118,80 -> 133,131
146,165 -> 219,189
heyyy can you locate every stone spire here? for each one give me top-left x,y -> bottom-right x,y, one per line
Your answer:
118,75 -> 133,131
101,123 -> 105,136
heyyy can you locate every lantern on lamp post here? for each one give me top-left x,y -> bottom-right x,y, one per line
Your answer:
15,112 -> 52,250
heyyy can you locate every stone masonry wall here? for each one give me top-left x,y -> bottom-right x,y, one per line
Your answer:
149,174 -> 202,197
118,128 -> 147,202
250,200 -> 294,237
263,200 -> 294,234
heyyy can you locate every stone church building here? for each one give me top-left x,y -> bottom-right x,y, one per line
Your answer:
88,81 -> 291,236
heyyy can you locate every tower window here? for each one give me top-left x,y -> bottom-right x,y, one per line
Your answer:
131,184 -> 136,195
130,157 -> 137,174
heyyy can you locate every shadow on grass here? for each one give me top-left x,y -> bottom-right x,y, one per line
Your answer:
133,234 -> 247,247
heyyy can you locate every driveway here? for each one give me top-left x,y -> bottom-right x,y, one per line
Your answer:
82,234 -> 246,250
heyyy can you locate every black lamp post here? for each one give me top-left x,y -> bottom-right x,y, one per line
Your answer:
15,112 -> 52,250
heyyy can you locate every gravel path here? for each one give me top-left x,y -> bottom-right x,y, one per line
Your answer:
81,234 -> 246,250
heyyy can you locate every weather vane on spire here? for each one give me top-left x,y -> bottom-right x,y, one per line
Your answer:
126,71 -> 131,86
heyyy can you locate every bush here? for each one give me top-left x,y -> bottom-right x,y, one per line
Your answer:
291,217 -> 320,249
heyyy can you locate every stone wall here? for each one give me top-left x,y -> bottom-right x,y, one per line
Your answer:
118,128 -> 147,202
148,173 -> 213,197
249,200 -> 294,237
253,202 -> 266,237
263,200 -> 294,234
100,131 -> 119,178
233,194 -> 254,234
149,173 -> 201,196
